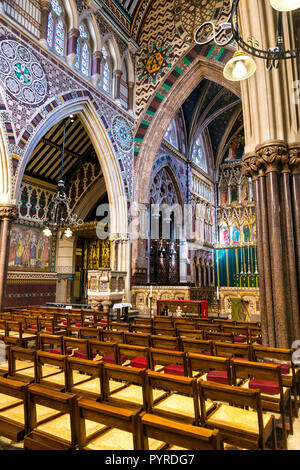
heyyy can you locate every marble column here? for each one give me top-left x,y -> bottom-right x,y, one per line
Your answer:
128,81 -> 134,114
114,69 -> 122,104
91,51 -> 103,86
40,0 -> 52,47
66,28 -> 80,67
243,142 -> 300,347
0,204 -> 18,311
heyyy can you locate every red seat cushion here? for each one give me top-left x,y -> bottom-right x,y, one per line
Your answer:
130,357 -> 148,369
265,362 -> 290,375
257,337 -> 263,345
29,325 -> 37,330
206,370 -> 229,384
74,349 -> 88,359
100,319 -> 108,323
50,348 -> 72,355
164,364 -> 185,376
45,326 -> 61,332
102,353 -> 126,364
249,379 -> 279,395
234,335 -> 247,343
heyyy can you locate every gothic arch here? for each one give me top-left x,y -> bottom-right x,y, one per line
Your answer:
14,98 -> 128,237
134,57 -> 241,205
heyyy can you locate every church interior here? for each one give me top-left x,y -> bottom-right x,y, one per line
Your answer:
0,0 -> 299,451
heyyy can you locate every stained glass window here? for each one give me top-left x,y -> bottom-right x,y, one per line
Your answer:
47,0 -> 65,56
79,24 -> 88,38
75,41 -> 80,69
47,12 -> 54,47
102,46 -> 110,93
81,43 -> 89,75
191,137 -> 207,172
54,20 -> 65,56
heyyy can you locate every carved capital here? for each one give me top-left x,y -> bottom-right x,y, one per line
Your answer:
242,152 -> 262,180
40,0 -> 52,12
288,143 -> 300,175
0,204 -> 18,221
255,141 -> 287,174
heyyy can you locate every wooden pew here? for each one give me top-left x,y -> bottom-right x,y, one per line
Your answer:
124,332 -> 152,347
67,357 -> 103,399
204,331 -> 234,343
231,359 -> 293,450
5,320 -> 37,348
149,348 -> 188,376
145,370 -> 201,426
36,351 -> 68,392
150,335 -> 180,351
88,339 -> 118,364
181,338 -> 214,356
252,345 -> 299,417
133,318 -> 153,326
222,325 -> 249,344
77,399 -> 145,450
37,333 -> 65,355
117,344 -> 151,369
78,327 -> 101,341
130,324 -> 154,335
102,364 -> 150,412
63,337 -> 89,360
139,412 -> 222,450
214,341 -> 253,361
8,346 -> 36,383
37,317 -> 66,336
101,329 -> 125,344
187,353 -> 232,384
0,343 -> 10,375
110,322 -> 130,332
176,328 -> 203,340
198,381 -> 277,450
24,384 -> 78,450
153,326 -> 177,337
0,376 -> 29,441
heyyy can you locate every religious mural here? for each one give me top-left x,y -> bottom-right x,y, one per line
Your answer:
8,225 -> 51,271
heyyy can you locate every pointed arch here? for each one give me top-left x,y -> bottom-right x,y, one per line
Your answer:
14,98 -> 128,236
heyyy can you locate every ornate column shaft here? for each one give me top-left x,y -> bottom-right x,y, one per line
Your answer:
128,81 -> 134,113
114,69 -> 122,103
91,51 -> 103,85
243,142 -> 300,347
40,0 -> 52,47
0,204 -> 18,311
66,28 -> 80,67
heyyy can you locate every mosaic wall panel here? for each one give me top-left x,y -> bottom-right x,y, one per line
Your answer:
0,19 -> 134,205
5,278 -> 57,307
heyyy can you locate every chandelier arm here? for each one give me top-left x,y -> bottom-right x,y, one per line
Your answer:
231,0 -> 300,61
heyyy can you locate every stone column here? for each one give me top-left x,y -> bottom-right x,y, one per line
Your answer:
40,0 -> 52,47
91,51 -> 103,86
114,69 -> 122,105
128,81 -> 134,114
0,204 -> 18,311
66,28 -> 80,67
243,143 -> 300,348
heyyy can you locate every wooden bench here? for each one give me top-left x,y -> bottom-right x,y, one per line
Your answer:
5,320 -> 37,348
231,359 -> 293,450
124,332 -> 152,347
145,370 -> 200,426
101,329 -> 125,344
67,357 -> 103,399
117,344 -> 151,369
0,376 -> 29,441
198,381 -> 277,450
214,341 -> 253,361
176,328 -> 203,340
78,327 -> 101,341
36,351 -> 68,392
88,339 -> 118,364
204,331 -> 234,343
252,345 -> 299,418
63,337 -> 89,360
102,364 -> 149,412
129,324 -> 154,335
139,412 -> 222,450
149,348 -> 188,376
222,325 -> 249,344
153,326 -> 177,337
24,384 -> 78,450
8,346 -> 36,383
76,399 -> 143,450
181,338 -> 214,356
187,353 -> 232,384
150,334 -> 180,351
38,333 -> 64,355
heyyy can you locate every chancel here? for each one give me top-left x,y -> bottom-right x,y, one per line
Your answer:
0,0 -> 299,452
